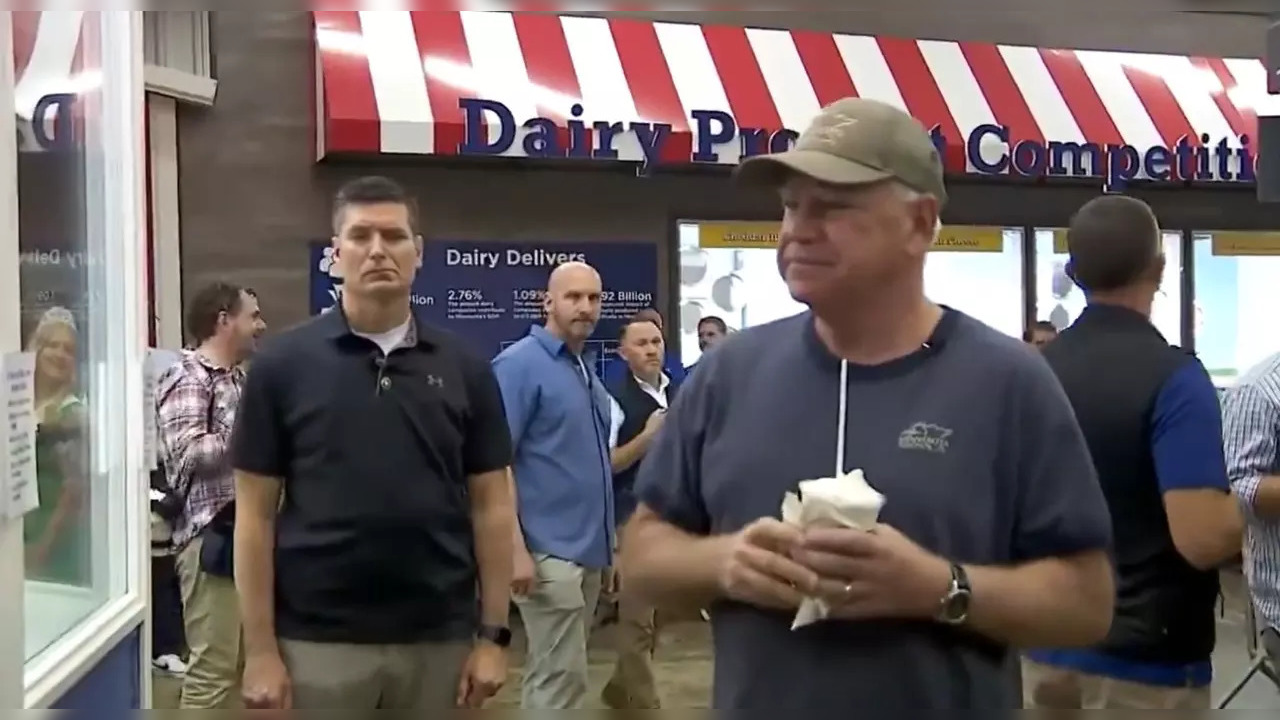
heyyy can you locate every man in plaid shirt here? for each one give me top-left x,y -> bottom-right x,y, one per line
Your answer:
156,281 -> 266,709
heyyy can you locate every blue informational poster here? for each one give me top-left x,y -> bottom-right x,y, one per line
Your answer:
310,240 -> 659,373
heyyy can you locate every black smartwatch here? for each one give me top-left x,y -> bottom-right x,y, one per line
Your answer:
935,563 -> 972,626
477,624 -> 512,648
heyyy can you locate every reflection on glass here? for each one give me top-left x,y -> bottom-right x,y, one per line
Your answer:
677,222 -> 802,367
24,308 -> 90,587
923,228 -> 1024,339
18,10 -> 115,663
1193,232 -> 1280,386
736,247 -> 802,328
678,222 -> 1029,365
1033,229 -> 1183,346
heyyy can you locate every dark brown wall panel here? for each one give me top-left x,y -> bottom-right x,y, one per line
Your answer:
180,10 -> 1272,336
180,11 -> 753,332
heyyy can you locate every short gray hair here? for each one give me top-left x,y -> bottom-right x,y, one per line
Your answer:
894,183 -> 943,242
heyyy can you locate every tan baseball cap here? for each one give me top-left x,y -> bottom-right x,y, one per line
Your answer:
735,97 -> 948,208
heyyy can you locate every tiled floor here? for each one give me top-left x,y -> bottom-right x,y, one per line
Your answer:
1206,572 -> 1280,709
1213,636 -> 1279,709
151,574 -> 1280,709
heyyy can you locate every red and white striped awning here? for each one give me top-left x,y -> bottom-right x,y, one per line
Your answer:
314,10 -> 1270,172
11,11 -> 92,150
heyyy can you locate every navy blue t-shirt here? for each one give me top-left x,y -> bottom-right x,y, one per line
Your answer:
635,310 -> 1112,710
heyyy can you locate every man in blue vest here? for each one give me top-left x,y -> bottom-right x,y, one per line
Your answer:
602,312 -> 680,708
1026,195 -> 1243,709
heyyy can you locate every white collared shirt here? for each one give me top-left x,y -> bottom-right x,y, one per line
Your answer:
608,372 -> 670,448
633,372 -> 671,410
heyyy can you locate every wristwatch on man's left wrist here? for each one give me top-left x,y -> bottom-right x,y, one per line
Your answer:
934,563 -> 972,626
477,624 -> 512,648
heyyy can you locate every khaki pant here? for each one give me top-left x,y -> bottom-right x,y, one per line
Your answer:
279,638 -> 471,710
514,554 -> 602,709
602,576 -> 661,708
175,536 -> 243,709
1022,658 -> 1211,709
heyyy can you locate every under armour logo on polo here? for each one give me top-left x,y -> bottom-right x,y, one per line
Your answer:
426,375 -> 444,388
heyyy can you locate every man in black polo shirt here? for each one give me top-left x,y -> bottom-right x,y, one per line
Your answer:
602,313 -> 679,709
231,176 -> 516,710
1025,195 -> 1242,709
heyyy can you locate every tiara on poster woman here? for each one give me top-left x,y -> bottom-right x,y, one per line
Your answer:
36,306 -> 77,332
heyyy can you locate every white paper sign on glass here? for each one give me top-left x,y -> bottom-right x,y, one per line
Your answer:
2,352 -> 39,520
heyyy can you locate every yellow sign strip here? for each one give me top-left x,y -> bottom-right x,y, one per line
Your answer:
931,226 -> 1005,252
1049,228 -> 1068,254
1209,231 -> 1280,256
697,222 -> 780,249
698,222 -> 1006,252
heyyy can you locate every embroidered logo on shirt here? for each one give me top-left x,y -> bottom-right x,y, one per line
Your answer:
426,374 -> 444,388
898,422 -> 952,454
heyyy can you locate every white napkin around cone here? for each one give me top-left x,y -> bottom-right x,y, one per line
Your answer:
780,469 -> 886,630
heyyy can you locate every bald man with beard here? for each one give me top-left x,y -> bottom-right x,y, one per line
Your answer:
491,262 -> 616,709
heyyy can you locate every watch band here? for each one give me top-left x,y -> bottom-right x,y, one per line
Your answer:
477,624 -> 512,647
936,563 -> 972,625
951,563 -> 971,593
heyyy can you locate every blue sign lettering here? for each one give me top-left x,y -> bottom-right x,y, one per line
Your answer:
453,98 -> 1258,188
459,97 -> 673,168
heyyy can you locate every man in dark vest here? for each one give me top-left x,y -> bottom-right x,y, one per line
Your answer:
602,308 -> 685,386
1024,195 -> 1243,709
602,312 -> 679,709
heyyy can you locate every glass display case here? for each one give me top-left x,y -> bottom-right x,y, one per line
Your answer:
3,10 -> 149,708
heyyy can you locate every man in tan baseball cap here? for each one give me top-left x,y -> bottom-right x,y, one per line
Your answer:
620,96 -> 1114,710
733,97 -> 948,317
735,96 -> 948,208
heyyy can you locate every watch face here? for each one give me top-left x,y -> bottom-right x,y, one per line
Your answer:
945,590 -> 972,623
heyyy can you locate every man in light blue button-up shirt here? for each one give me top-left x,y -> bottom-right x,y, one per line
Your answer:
492,262 -> 614,709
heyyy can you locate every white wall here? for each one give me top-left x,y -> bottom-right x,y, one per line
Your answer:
149,94 -> 183,349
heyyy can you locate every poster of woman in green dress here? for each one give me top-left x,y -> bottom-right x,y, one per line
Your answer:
23,306 -> 91,586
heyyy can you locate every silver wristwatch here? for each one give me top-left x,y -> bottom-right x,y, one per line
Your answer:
935,563 -> 972,626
